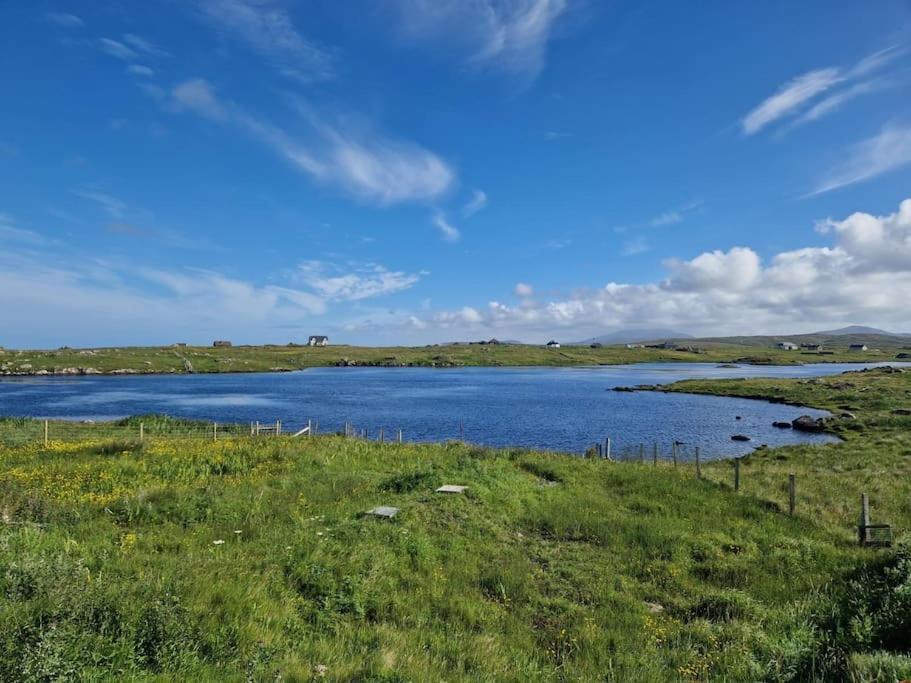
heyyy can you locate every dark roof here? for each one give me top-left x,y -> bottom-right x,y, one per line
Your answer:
309,335 -> 329,340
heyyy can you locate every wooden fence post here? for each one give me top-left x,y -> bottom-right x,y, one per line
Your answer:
139,422 -> 144,443
275,420 -> 281,436
788,473 -> 796,516
213,422 -> 218,442
605,437 -> 611,460
255,421 -> 260,436
639,443 -> 644,463
653,442 -> 658,466
308,419 -> 312,438
44,419 -> 49,447
379,427 -> 384,443
695,447 -> 701,479
734,458 -> 741,492
859,493 -> 870,545
398,429 -> 403,443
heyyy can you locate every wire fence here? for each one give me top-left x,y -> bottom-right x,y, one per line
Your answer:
0,417 -> 411,447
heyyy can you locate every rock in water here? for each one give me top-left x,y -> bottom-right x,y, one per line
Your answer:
731,434 -> 751,441
792,415 -> 826,432
772,421 -> 792,429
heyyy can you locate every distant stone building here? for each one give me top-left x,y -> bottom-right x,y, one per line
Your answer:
545,340 -> 561,348
775,342 -> 799,351
308,335 -> 329,347
213,340 -> 232,348
849,344 -> 868,352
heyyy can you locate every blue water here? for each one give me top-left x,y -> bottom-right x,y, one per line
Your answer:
0,362 -> 905,459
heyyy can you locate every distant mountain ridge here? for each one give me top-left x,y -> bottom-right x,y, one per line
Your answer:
814,326 -> 911,337
572,328 -> 693,345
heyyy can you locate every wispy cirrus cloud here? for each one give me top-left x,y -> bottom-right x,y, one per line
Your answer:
393,0 -> 569,82
809,123 -> 911,196
193,0 -> 334,83
295,261 -> 426,301
44,11 -> 83,28
168,78 -> 455,205
431,210 -> 460,242
99,37 -> 138,61
463,189 -> 488,217
742,45 -> 906,135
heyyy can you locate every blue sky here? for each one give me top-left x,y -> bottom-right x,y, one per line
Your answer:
2,1 -> 911,347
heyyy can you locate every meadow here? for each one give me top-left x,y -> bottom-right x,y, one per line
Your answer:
1,337 -> 908,376
0,368 -> 910,680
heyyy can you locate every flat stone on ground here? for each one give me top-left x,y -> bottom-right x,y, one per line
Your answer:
365,506 -> 399,519
436,485 -> 468,494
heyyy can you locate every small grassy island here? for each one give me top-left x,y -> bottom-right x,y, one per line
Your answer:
0,367 -> 909,679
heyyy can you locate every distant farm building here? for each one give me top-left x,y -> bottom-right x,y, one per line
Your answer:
308,335 -> 329,347
775,342 -> 799,351
801,343 -> 822,351
487,338 -> 502,345
173,342 -> 187,348
545,340 -> 561,349
849,344 -> 869,352
213,340 -> 232,348
625,343 -> 643,349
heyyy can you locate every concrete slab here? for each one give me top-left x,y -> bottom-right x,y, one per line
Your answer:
435,485 -> 468,494
365,506 -> 399,519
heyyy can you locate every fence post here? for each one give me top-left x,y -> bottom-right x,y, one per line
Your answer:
734,458 -> 741,492
308,419 -> 312,438
653,443 -> 658,466
859,493 -> 870,545
695,447 -> 701,479
639,443 -> 644,463
213,422 -> 218,442
379,427 -> 384,443
139,422 -> 144,443
605,437 -> 611,460
788,473 -> 796,516
672,442 -> 678,467
398,429 -> 403,443
275,420 -> 281,436
44,419 -> 49,447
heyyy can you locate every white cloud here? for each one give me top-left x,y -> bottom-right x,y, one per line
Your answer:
127,64 -> 155,78
167,79 -> 454,205
122,33 -> 169,58
172,78 -> 228,121
295,261 -> 425,301
99,38 -> 139,61
394,0 -> 568,82
515,282 -> 534,297
810,124 -> 911,196
44,12 -> 83,28
415,198 -> 911,338
194,0 -> 333,82
74,189 -> 127,219
463,189 -> 488,217
432,211 -> 460,242
0,250 -> 327,347
650,211 -> 682,227
742,46 -> 905,135
743,68 -> 840,135
621,237 -> 650,256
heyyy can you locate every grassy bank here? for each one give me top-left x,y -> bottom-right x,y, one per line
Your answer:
1,340 -> 907,376
1,367 -> 910,680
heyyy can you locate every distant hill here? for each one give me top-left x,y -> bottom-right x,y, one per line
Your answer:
814,326 -> 910,337
573,328 -> 693,345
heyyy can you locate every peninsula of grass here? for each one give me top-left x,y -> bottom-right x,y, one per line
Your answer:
1,337 -> 908,376
1,367 -> 910,680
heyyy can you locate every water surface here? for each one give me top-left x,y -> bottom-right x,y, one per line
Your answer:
1,362 -> 905,459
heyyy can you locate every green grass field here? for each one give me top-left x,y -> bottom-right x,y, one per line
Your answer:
1,369 -> 910,680
1,337 -> 909,375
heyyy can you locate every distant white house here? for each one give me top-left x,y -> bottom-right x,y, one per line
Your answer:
775,342 -> 799,351
308,335 -> 329,347
849,343 -> 868,352
545,340 -> 561,349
